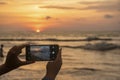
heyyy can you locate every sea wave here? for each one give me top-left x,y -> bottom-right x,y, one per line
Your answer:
62,43 -> 120,51
0,38 -> 112,42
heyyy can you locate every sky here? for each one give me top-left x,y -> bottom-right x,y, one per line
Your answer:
0,0 -> 120,32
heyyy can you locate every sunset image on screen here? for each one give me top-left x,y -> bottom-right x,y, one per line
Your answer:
0,0 -> 120,80
36,29 -> 40,33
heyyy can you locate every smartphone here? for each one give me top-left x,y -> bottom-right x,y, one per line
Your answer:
26,45 -> 59,61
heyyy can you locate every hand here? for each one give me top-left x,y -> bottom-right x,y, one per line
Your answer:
4,44 -> 35,70
43,48 -> 62,80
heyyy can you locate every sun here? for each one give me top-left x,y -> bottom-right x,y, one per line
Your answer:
36,29 -> 40,33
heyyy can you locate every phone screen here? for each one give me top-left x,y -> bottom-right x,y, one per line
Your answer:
26,45 -> 59,61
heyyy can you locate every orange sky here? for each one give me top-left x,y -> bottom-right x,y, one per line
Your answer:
0,0 -> 120,32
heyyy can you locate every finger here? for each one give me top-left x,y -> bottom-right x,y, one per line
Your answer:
55,48 -> 62,61
16,44 -> 29,55
17,44 -> 29,50
9,46 -> 17,52
21,61 -> 35,66
8,46 -> 17,54
57,48 -> 62,58
13,46 -> 22,56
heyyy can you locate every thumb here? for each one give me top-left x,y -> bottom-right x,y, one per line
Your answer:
21,61 -> 35,66
57,48 -> 62,59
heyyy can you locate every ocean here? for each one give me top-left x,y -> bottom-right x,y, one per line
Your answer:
0,31 -> 120,80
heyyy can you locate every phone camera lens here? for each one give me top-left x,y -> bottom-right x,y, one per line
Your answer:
52,51 -> 55,54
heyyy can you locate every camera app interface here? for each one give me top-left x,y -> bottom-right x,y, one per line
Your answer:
30,46 -> 50,61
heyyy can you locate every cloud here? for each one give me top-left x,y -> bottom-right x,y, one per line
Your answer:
44,16 -> 60,21
45,16 -> 52,20
78,1 -> 120,12
79,1 -> 103,5
40,6 -> 80,10
82,4 -> 120,12
0,2 -> 7,5
78,1 -> 117,5
104,14 -> 114,19
40,0 -> 119,12
40,4 -> 119,12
